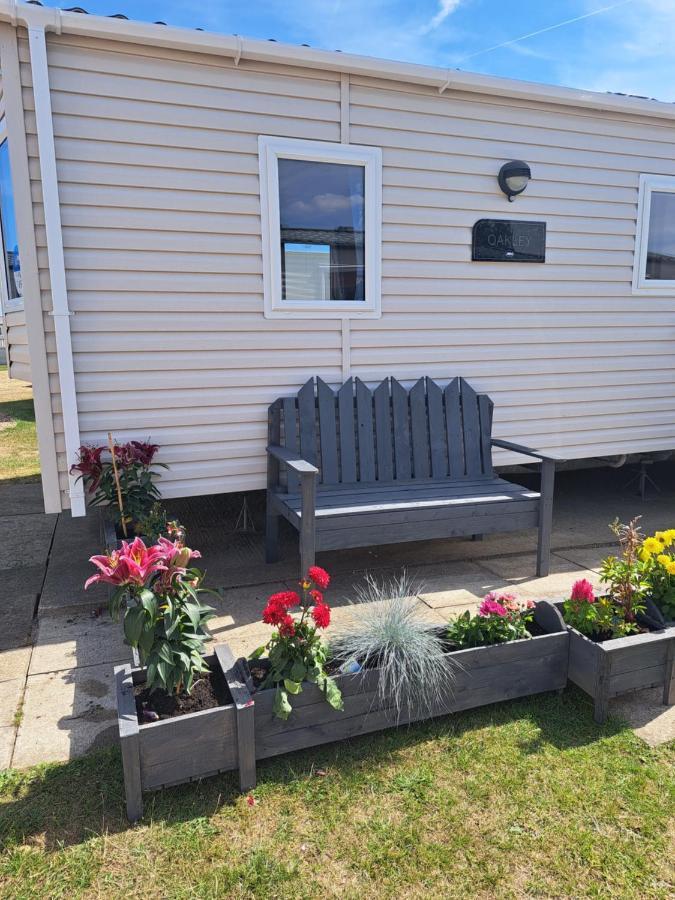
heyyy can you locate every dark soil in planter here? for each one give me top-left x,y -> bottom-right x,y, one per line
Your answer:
134,666 -> 231,723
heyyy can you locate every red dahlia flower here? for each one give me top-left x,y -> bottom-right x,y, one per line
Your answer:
311,601 -> 331,629
308,566 -> 330,590
278,615 -> 296,637
267,591 -> 300,610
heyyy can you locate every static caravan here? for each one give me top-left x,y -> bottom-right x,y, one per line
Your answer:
1,2 -> 675,516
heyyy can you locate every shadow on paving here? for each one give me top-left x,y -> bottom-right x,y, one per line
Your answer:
0,687 -> 629,852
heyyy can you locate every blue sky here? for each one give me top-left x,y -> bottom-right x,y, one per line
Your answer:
39,1 -> 675,101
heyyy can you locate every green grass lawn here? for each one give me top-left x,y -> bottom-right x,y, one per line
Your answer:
0,689 -> 672,899
0,365 -> 40,482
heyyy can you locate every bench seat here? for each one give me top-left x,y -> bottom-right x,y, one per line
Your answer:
271,477 -> 541,551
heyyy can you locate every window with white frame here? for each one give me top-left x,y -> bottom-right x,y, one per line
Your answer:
633,174 -> 675,294
259,137 -> 382,318
0,121 -> 22,311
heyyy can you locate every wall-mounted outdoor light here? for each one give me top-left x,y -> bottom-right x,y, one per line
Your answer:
498,160 -> 531,201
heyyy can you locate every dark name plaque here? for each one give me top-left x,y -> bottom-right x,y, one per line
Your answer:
472,219 -> 546,263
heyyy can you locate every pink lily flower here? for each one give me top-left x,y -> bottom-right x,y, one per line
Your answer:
117,537 -> 167,586
85,549 -> 132,589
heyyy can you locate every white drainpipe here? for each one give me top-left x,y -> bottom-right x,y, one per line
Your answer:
24,10 -> 85,516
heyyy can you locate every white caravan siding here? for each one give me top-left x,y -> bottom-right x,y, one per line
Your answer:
18,33 -> 675,506
5,306 -> 31,380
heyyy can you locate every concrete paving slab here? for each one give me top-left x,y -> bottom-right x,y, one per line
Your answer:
554,545 -> 616,573
0,646 -> 31,684
0,481 -> 45,516
478,553 -> 601,599
39,560 -> 103,614
48,510 -> 103,556
205,582 -> 290,636
13,664 -> 118,767
208,623 -> 273,660
0,726 -> 14,769
29,612 -> 130,675
0,593 -> 36,651
0,678 -> 23,728
419,586 -> 485,612
1,564 -> 45,598
0,513 -> 56,571
610,687 -> 675,747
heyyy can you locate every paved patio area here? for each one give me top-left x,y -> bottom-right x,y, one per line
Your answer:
1,463 -> 674,770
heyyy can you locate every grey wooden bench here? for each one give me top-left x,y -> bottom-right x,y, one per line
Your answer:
266,376 -> 557,577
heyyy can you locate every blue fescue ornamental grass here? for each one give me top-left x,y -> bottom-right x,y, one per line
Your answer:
329,572 -> 458,721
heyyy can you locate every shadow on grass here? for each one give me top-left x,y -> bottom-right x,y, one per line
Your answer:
0,474 -> 40,486
0,396 -> 35,425
0,686 -> 631,852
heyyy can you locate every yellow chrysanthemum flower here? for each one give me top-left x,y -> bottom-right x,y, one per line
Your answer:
654,531 -> 669,546
657,554 -> 671,567
642,537 -> 663,556
667,560 -> 675,576
666,529 -> 675,544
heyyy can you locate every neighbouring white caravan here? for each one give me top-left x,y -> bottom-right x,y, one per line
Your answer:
1,2 -> 675,515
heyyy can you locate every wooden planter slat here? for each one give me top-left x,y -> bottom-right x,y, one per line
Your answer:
115,650 -> 245,822
245,603 -> 568,765
540,602 -> 675,723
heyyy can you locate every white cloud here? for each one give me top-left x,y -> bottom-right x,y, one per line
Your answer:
556,0 -> 675,101
419,0 -> 463,36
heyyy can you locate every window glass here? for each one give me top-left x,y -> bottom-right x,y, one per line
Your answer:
0,139 -> 21,299
646,191 -> 675,281
278,158 -> 365,303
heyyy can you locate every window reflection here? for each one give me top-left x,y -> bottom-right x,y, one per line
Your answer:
278,158 -> 365,302
646,191 -> 675,280
0,138 -> 21,300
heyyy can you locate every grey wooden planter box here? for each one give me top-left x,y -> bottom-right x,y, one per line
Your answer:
115,605 -> 568,819
101,514 -> 149,550
540,604 -> 675,724
102,515 -> 117,550
115,645 -> 255,822
226,600 -> 569,775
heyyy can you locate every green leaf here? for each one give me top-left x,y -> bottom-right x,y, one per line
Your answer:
157,642 -> 174,665
322,676 -> 344,711
289,661 -> 307,683
283,679 -> 302,695
156,659 -> 170,687
184,603 -> 202,632
273,687 -> 292,720
123,606 -> 146,647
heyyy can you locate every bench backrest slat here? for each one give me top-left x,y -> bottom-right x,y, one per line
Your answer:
356,378 -> 376,482
337,378 -> 357,483
271,375 -> 495,487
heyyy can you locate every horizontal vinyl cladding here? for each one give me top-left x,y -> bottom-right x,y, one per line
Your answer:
20,32 -> 675,504
5,307 -> 31,381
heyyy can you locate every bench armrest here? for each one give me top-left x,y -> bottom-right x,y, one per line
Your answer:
266,445 -> 319,475
491,439 -> 563,464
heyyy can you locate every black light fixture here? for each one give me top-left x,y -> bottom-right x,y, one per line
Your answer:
498,160 -> 531,201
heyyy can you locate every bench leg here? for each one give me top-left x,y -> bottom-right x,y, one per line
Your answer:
299,471 -> 316,578
536,459 -> 555,577
265,493 -> 280,564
